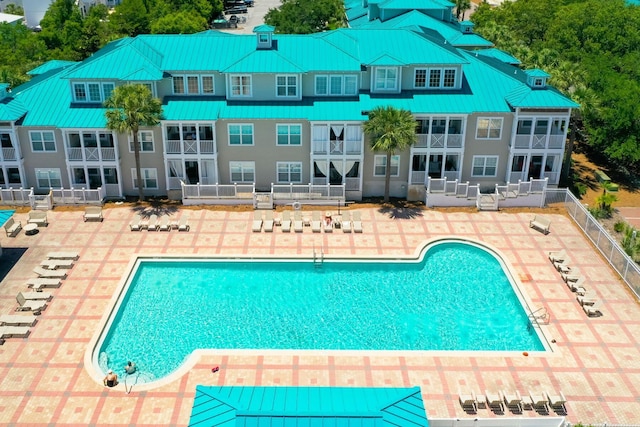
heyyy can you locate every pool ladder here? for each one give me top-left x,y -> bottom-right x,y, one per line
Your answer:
528,307 -> 550,327
313,247 -> 324,267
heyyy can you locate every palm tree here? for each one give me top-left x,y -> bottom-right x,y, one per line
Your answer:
363,106 -> 417,202
455,0 -> 472,20
104,84 -> 162,202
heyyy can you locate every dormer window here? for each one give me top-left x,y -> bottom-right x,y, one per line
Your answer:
460,21 -> 474,34
259,34 -> 269,43
525,69 -> 549,89
533,78 -> 544,87
73,82 -> 114,102
253,24 -> 275,49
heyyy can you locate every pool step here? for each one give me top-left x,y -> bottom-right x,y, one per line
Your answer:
313,248 -> 324,267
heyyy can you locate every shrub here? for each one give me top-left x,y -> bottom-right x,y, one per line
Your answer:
614,221 -> 626,232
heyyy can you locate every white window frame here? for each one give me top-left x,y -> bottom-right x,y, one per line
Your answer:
414,68 -> 427,88
35,168 -> 62,189
131,168 -> 158,189
129,131 -> 154,152
72,82 -> 115,102
228,124 -> 254,146
476,117 -> 503,139
276,124 -> 302,146
277,162 -> 303,183
314,75 -> 358,96
443,69 -> 456,88
373,155 -> 400,177
315,76 -> 328,95
30,131 -> 56,152
276,75 -> 298,98
229,161 -> 255,183
230,74 -> 252,97
202,75 -> 214,94
172,75 -> 214,95
471,156 -> 498,177
374,67 -> 398,91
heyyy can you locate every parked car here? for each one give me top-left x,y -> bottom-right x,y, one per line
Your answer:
244,0 -> 254,6
225,4 -> 247,13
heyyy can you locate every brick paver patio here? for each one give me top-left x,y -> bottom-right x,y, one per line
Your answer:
0,206 -> 638,425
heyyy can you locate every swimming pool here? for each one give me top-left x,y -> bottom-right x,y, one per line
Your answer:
93,239 -> 545,383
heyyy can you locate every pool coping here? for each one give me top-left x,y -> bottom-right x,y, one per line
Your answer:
84,236 -> 559,392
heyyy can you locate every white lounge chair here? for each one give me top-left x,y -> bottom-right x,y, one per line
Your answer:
264,211 -> 274,232
18,291 -> 52,301
577,290 -> 597,306
40,259 -> 74,270
146,214 -> 159,231
566,276 -> 586,293
293,211 -> 304,233
15,293 -> 47,313
486,390 -> 504,413
583,300 -> 604,317
252,211 -> 263,232
311,211 -> 322,233
158,216 -> 171,231
178,216 -> 190,231
4,217 -> 22,237
502,390 -> 523,413
342,212 -> 352,233
548,249 -> 567,263
281,211 -> 291,232
28,210 -> 48,227
553,259 -> 572,273
27,278 -> 62,290
458,390 -> 477,413
0,326 -> 31,339
561,268 -> 581,283
530,215 -> 551,234
0,315 -> 38,326
529,391 -> 549,414
83,206 -> 103,222
352,211 -> 363,233
547,391 -> 567,413
129,214 -> 143,231
47,251 -> 79,260
34,266 -> 67,279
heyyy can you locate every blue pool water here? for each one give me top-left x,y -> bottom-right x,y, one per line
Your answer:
97,241 -> 544,382
0,210 -> 15,228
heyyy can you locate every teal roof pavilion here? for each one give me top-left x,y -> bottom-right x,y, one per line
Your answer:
189,386 -> 429,427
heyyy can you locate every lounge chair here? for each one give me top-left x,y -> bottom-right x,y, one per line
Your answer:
3,217 -> 21,237
529,391 -> 549,414
485,390 -> 504,413
158,216 -> 171,231
33,266 -> 67,279
0,315 -> 37,326
252,211 -> 263,232
293,211 -> 303,233
502,390 -> 523,413
83,206 -> 103,222
18,291 -> 52,301
530,215 -> 551,234
47,251 -> 79,260
178,216 -> 190,231
561,268 -> 581,283
583,300 -> 604,317
553,259 -> 572,273
458,390 -> 477,413
311,211 -> 322,233
264,211 -> 274,232
566,276 -> 586,293
27,278 -> 62,290
352,211 -> 363,233
576,290 -> 597,306
342,212 -> 352,233
281,211 -> 291,232
548,249 -> 567,263
28,210 -> 48,227
547,391 -> 567,414
129,214 -> 143,231
40,259 -> 74,270
146,214 -> 159,231
15,293 -> 47,313
0,326 -> 31,339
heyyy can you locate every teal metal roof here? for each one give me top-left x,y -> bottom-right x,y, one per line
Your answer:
379,0 -> 453,9
525,69 -> 551,78
163,97 -> 224,121
253,24 -> 274,32
473,48 -> 521,65
0,98 -> 27,121
222,50 -> 305,73
505,85 -> 579,109
27,60 -> 78,76
189,386 -> 428,427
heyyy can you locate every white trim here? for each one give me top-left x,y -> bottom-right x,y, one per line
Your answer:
131,168 -> 158,189
228,124 -> 254,146
275,74 -> 298,98
129,131 -> 155,153
476,117 -> 503,140
373,155 -> 400,177
35,168 -> 62,189
276,161 -> 303,183
229,74 -> 252,98
229,161 -> 255,183
29,130 -> 57,153
471,155 -> 499,177
276,124 -> 302,146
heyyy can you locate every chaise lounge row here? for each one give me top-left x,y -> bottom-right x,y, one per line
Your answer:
252,210 -> 363,233
460,389 -> 567,415
549,249 -> 604,317
130,214 -> 189,231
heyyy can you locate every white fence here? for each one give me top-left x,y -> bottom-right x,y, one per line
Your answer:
181,182 -> 255,206
546,188 -> 640,299
272,183 -> 345,203
0,187 -> 104,208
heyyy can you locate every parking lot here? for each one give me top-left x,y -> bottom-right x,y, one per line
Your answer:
219,0 -> 282,34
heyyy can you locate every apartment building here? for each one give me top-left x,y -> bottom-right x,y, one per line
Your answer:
0,0 -> 577,202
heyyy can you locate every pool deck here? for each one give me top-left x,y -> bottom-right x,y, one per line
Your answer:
0,206 -> 639,425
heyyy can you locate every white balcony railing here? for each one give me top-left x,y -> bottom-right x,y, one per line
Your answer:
414,134 -> 463,149
66,147 -> 116,162
1,147 -> 17,161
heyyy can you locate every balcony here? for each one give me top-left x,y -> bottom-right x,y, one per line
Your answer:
67,147 -> 116,162
414,134 -> 463,149
312,140 -> 362,156
165,139 -> 216,155
514,134 -> 565,150
1,147 -> 17,161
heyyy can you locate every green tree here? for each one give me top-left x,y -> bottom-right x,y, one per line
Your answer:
455,0 -> 472,21
109,0 -> 151,37
4,4 -> 24,15
265,0 -> 346,34
78,5 -> 112,57
363,106 -> 416,202
0,23 -> 48,86
151,10 -> 208,34
105,85 -> 162,201
39,0 -> 84,55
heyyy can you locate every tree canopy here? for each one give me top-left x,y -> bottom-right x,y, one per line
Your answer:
472,0 -> 640,173
264,0 -> 346,34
